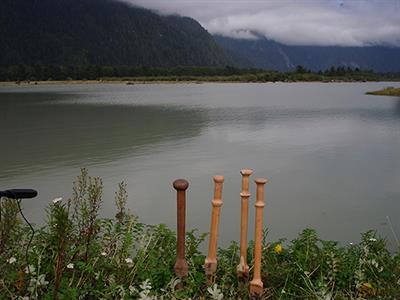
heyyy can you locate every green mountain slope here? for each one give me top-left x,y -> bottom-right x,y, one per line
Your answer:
0,0 -> 229,67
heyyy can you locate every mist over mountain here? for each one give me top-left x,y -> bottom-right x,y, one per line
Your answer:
214,35 -> 400,72
1,0 -> 399,73
0,0 -> 229,67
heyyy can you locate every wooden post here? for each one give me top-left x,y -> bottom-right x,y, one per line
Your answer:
173,179 -> 189,282
237,169 -> 253,281
249,178 -> 268,298
204,175 -> 224,283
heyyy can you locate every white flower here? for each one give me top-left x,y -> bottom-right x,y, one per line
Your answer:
7,257 -> 17,264
369,238 -> 377,242
101,252 -> 107,256
36,274 -> 49,286
66,263 -> 74,269
125,257 -> 133,264
129,285 -> 138,295
139,279 -> 153,299
52,197 -> 62,204
25,264 -> 36,274
207,284 -> 223,300
349,242 -> 354,245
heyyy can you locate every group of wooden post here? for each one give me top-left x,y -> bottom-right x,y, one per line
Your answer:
173,169 -> 268,298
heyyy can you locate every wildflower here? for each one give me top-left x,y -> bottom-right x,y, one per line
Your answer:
52,197 -> 62,204
349,242 -> 354,245
362,282 -> 372,289
25,264 -> 36,274
207,284 -> 223,300
36,274 -> 49,286
7,257 -> 17,264
125,257 -> 133,264
274,244 -> 283,254
129,285 -> 138,295
66,263 -> 74,269
360,282 -> 375,296
101,251 -> 107,256
139,279 -> 153,299
369,238 -> 377,242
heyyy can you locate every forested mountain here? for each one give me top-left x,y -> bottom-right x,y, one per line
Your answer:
1,0 -> 399,73
0,0 -> 229,67
215,35 -> 400,72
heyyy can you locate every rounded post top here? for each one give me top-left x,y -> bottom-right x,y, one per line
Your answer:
240,191 -> 251,197
240,169 -> 253,176
255,178 -> 268,185
213,175 -> 224,183
173,179 -> 189,190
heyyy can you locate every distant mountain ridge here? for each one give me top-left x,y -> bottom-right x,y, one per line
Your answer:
0,0 -> 229,67
214,35 -> 400,72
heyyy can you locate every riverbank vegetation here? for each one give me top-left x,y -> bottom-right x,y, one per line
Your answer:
1,169 -> 399,299
1,65 -> 400,83
366,86 -> 400,96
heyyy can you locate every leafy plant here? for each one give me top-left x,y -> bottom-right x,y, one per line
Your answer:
0,169 -> 399,299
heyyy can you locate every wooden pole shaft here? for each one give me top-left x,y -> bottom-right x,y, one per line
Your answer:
205,175 -> 224,278
250,178 -> 268,297
173,179 -> 189,279
237,169 -> 253,280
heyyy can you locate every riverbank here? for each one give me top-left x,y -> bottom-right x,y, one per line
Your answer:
366,86 -> 400,96
2,77 -> 400,87
1,169 -> 399,299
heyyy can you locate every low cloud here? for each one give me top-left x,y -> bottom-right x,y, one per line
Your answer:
121,0 -> 400,47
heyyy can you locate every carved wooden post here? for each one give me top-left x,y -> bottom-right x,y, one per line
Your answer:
250,178 -> 268,298
237,169 -> 253,281
173,179 -> 189,282
204,175 -> 224,283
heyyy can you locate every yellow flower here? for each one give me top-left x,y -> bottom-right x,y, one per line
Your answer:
359,282 -> 375,297
274,244 -> 283,254
362,282 -> 372,289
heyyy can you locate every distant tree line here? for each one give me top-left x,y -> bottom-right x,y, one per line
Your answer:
0,65 -> 264,81
0,64 -> 398,82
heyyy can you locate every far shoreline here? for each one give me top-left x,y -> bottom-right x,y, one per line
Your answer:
1,78 -> 400,87
366,86 -> 400,96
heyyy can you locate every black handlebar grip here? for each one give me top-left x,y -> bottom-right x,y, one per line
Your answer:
0,189 -> 38,199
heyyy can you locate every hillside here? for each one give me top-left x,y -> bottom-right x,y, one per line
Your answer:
0,0 -> 229,67
215,35 -> 400,72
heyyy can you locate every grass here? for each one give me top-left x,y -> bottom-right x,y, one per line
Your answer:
366,86 -> 400,96
1,169 -> 399,299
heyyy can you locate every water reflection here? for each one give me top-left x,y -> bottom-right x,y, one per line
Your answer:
206,106 -> 400,126
0,92 -> 207,179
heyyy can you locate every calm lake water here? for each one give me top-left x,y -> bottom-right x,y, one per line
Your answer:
1,82 -> 399,249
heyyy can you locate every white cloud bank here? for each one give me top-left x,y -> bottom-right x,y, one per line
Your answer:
121,0 -> 400,47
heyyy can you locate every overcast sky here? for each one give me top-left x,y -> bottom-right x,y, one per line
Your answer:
122,0 -> 400,47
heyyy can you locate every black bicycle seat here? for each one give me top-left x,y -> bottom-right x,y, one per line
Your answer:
0,189 -> 38,199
